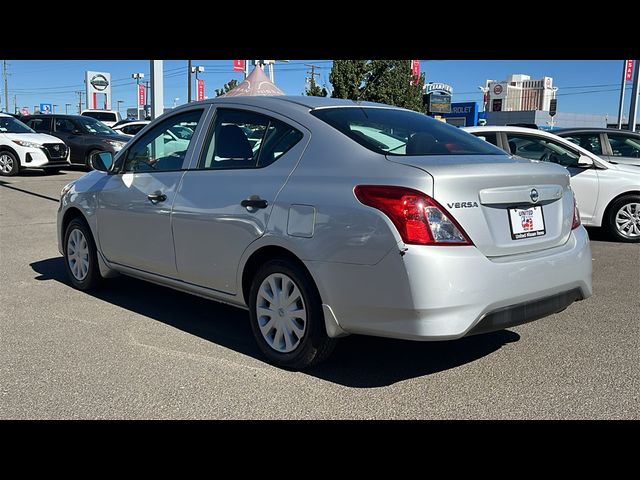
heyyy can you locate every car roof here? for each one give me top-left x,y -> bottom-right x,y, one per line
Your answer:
25,114 -> 86,119
177,95 -> 402,113
81,109 -> 117,113
554,127 -> 640,136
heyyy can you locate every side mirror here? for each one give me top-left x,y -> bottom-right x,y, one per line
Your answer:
90,151 -> 113,172
577,155 -> 594,168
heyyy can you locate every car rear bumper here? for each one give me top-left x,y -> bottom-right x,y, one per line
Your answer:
308,226 -> 592,340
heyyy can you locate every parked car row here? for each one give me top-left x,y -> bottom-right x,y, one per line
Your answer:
464,126 -> 640,243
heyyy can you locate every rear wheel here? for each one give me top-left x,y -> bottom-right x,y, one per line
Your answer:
248,259 -> 337,370
606,195 -> 640,243
63,217 -> 102,290
0,151 -> 19,176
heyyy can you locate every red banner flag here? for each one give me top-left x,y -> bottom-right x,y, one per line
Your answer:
138,84 -> 146,106
626,60 -> 635,81
233,60 -> 246,72
197,79 -> 205,101
411,60 -> 420,85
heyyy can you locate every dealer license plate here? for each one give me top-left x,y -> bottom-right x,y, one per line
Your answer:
508,206 -> 546,240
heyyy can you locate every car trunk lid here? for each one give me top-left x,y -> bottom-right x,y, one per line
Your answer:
387,155 -> 574,257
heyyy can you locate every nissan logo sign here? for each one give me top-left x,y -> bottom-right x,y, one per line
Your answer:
493,84 -> 503,95
530,188 -> 539,203
90,74 -> 109,91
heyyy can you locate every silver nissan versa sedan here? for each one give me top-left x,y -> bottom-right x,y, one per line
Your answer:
57,96 -> 593,369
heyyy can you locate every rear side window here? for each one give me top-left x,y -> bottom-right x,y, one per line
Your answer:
311,107 -> 504,156
607,134 -> 640,158
27,117 -> 52,132
199,109 -> 303,169
82,111 -> 117,122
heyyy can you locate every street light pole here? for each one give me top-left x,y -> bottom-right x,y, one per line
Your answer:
116,100 -> 124,116
65,103 -> 71,114
191,65 -> 204,100
53,104 -> 58,113
131,72 -> 145,120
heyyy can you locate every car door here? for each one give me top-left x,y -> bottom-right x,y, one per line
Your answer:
53,118 -> 85,164
505,132 -> 600,224
172,107 -> 307,294
603,132 -> 640,165
96,107 -> 206,277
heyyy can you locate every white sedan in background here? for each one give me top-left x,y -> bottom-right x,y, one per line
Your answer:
465,126 -> 640,242
111,120 -> 150,137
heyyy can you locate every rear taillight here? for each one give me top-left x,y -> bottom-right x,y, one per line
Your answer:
572,194 -> 581,230
354,185 -> 473,245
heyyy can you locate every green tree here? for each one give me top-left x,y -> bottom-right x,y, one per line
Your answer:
305,76 -> 327,97
215,79 -> 239,97
329,60 -> 368,99
329,60 -> 425,112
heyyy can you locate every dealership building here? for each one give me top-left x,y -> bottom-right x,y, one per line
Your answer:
485,74 -> 556,112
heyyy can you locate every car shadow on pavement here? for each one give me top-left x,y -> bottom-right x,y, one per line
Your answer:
31,257 -> 520,388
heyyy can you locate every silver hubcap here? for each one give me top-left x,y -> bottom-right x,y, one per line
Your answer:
0,154 -> 14,173
256,273 -> 307,353
615,202 -> 640,238
67,228 -> 90,281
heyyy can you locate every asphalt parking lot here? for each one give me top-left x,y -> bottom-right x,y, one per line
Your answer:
1,170 -> 638,419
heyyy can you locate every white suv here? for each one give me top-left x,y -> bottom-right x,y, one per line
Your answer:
0,113 -> 70,176
465,126 -> 640,242
80,110 -> 122,127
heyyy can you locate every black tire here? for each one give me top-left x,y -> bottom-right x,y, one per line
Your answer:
0,150 -> 20,176
248,259 -> 337,370
605,194 -> 640,243
63,217 -> 102,291
85,150 -> 101,170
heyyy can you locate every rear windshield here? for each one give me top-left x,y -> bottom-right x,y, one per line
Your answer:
311,107 -> 504,156
82,111 -> 117,122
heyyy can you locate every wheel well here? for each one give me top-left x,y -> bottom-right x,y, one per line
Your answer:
602,191 -> 640,221
241,246 -> 316,305
62,207 -> 88,236
0,145 -> 19,158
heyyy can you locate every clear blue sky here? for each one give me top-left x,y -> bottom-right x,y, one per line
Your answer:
1,59 -> 634,119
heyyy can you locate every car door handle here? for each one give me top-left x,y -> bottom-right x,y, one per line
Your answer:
147,192 -> 167,203
241,198 -> 268,209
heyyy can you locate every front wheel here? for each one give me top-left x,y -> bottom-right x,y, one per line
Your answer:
606,194 -> 640,243
248,259 -> 337,370
0,151 -> 20,176
63,217 -> 102,290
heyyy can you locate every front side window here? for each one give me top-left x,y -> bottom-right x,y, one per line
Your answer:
55,118 -> 77,133
122,109 -> 203,173
122,124 -> 145,136
507,133 -> 581,168
608,134 -> 640,158
474,132 -> 499,147
199,109 -> 303,169
311,107 -> 504,157
563,133 -> 602,155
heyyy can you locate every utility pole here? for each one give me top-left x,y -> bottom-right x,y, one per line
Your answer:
305,64 -> 321,84
628,60 -> 640,132
53,104 -> 58,113
116,100 -> 124,115
65,103 -> 71,114
3,61 -> 8,114
76,90 -> 84,114
187,60 -> 193,103
13,95 -> 17,114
